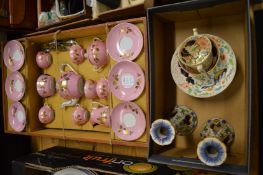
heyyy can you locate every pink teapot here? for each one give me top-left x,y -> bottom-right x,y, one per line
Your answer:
56,64 -> 84,108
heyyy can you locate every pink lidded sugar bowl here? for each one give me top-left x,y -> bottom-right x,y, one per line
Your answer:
56,64 -> 84,108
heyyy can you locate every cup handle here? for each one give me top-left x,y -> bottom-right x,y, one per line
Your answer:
44,103 -> 50,107
193,28 -> 198,36
93,37 -> 101,42
92,65 -> 103,73
91,101 -> 107,109
197,65 -> 205,73
59,63 -> 78,74
61,98 -> 79,108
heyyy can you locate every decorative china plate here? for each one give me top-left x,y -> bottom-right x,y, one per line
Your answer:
111,102 -> 146,141
4,40 -> 25,71
54,168 -> 98,175
106,22 -> 143,62
5,71 -> 25,101
109,61 -> 145,101
123,163 -> 158,174
171,34 -> 236,98
8,102 -> 26,132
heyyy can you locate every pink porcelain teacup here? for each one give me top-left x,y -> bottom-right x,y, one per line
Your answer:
36,74 -> 56,98
84,79 -> 98,99
72,105 -> 89,125
85,38 -> 108,71
69,44 -> 85,65
38,104 -> 55,124
96,78 -> 109,99
90,102 -> 110,127
56,64 -> 84,100
36,51 -> 52,68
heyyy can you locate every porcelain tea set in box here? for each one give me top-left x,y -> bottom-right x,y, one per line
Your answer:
150,28 -> 237,166
4,22 -> 147,142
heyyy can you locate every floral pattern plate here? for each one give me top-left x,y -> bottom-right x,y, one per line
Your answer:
4,40 -> 25,71
171,34 -> 236,98
109,61 -> 145,101
5,71 -> 25,101
106,22 -> 143,62
8,102 -> 26,132
111,102 -> 146,141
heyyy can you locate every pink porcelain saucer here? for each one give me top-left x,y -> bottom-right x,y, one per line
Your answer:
111,102 -> 146,141
109,61 -> 145,101
106,22 -> 143,62
5,71 -> 25,101
4,40 -> 25,71
8,102 -> 26,132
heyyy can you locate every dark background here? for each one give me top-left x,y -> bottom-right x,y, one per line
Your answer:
255,9 -> 263,175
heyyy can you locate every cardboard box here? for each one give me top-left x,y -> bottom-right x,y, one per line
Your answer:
147,0 -> 256,174
2,17 -> 149,148
12,146 -> 222,175
37,0 -> 92,30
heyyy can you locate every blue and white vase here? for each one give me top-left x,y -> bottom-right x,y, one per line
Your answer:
150,105 -> 198,146
197,137 -> 227,167
197,118 -> 235,166
150,119 -> 175,146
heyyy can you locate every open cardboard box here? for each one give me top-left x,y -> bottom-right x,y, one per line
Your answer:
97,0 -> 154,21
2,17 -> 149,148
147,0 -> 256,174
36,0 -> 92,30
